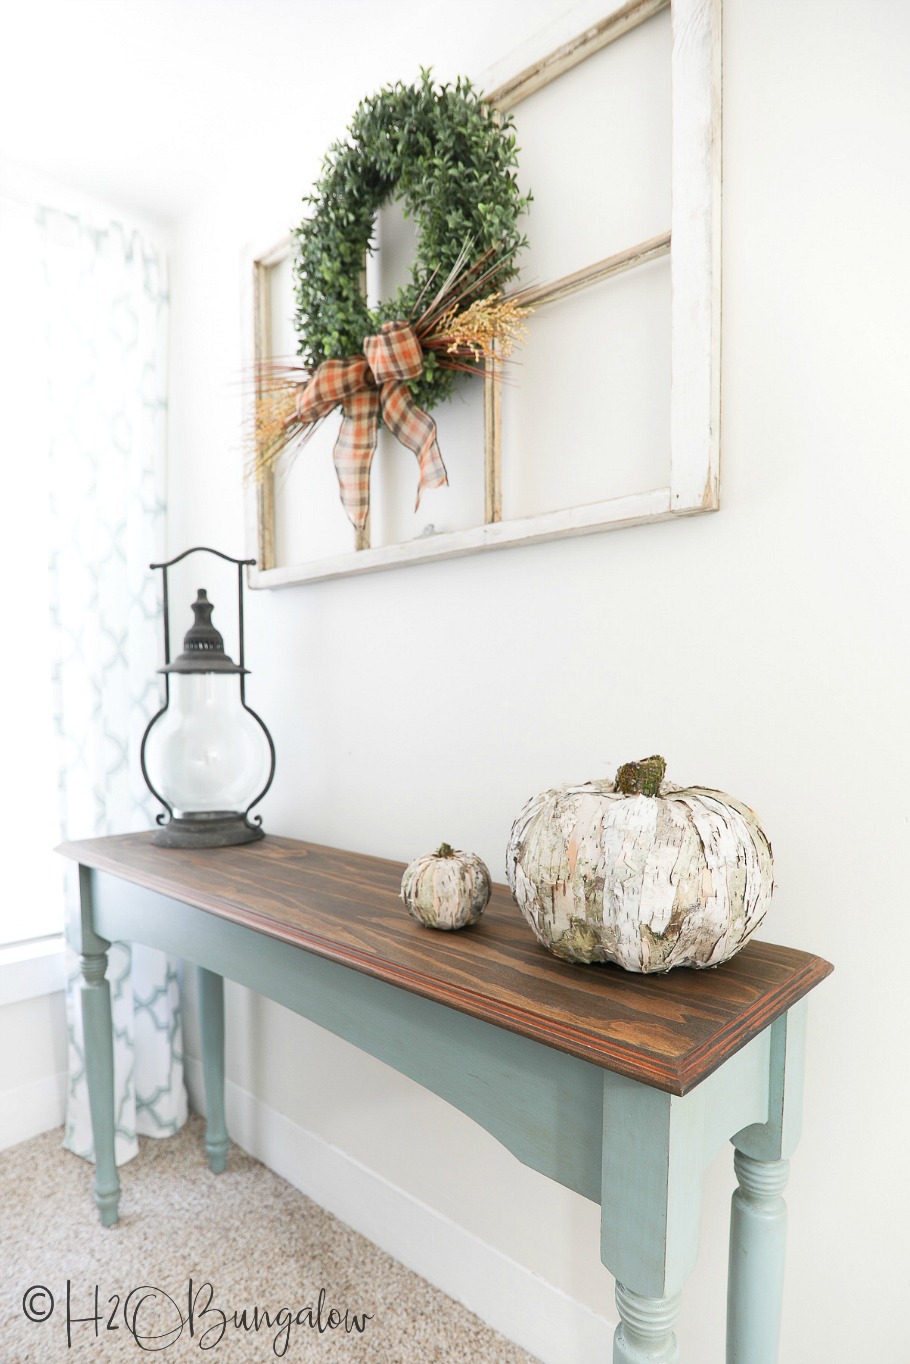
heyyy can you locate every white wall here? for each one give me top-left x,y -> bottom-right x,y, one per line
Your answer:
167,2 -> 910,1359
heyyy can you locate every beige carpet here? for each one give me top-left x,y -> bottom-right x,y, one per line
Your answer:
0,1114 -> 540,1363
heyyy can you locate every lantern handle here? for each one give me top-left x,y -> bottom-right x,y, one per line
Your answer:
150,547 -> 256,570
150,547 -> 256,672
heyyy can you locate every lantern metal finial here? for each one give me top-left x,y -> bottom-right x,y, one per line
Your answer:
161,589 -> 246,675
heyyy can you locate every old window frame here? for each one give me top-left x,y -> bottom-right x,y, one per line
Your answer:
244,0 -> 721,588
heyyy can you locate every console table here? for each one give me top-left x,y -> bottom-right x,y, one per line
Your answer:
59,833 -> 832,1364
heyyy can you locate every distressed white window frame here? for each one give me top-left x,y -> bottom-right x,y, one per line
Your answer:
243,0 -> 720,589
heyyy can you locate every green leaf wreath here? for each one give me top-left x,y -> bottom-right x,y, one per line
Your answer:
252,72 -> 532,530
291,70 -> 531,412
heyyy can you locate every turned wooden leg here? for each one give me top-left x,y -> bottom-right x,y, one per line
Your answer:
726,1151 -> 790,1364
727,1002 -> 809,1363
197,966 -> 229,1173
80,948 -> 120,1226
614,1285 -> 682,1364
602,1073 -> 706,1364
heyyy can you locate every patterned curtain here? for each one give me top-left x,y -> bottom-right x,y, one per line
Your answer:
37,205 -> 188,1164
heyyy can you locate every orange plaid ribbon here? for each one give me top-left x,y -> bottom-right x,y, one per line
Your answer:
294,320 -> 448,531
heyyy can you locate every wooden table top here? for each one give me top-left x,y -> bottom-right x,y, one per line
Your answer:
59,833 -> 832,1096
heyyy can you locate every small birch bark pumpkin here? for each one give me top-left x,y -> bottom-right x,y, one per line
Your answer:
506,756 -> 774,972
401,843 -> 491,931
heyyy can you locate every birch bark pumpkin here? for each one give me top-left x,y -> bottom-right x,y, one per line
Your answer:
401,843 -> 491,931
506,756 -> 774,972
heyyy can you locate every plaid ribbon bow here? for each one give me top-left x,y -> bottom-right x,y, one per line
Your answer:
294,320 -> 448,531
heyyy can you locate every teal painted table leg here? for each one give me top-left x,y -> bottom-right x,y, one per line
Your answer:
602,1073 -> 706,1364
79,947 -> 120,1227
727,1002 -> 808,1364
726,1152 -> 789,1363
197,966 -> 229,1173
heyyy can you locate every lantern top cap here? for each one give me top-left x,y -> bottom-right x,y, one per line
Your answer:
160,588 -> 248,675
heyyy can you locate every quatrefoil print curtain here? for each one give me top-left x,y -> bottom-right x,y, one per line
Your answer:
36,204 -> 188,1164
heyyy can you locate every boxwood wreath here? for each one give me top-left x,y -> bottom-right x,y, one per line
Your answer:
254,73 -> 532,533
294,72 -> 530,410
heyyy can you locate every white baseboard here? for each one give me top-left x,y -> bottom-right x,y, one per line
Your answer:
185,1056 -> 614,1364
0,1069 -> 67,1151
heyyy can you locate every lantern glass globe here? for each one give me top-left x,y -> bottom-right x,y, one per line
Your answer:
144,672 -> 271,815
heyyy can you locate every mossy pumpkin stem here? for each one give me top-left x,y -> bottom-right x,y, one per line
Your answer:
615,755 -> 667,798
435,842 -> 456,858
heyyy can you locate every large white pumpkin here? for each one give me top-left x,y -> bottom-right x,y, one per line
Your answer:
505,756 -> 773,972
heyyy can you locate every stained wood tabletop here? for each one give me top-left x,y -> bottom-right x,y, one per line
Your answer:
59,833 -> 832,1096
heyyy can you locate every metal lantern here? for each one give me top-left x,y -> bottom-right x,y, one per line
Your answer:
140,547 -> 276,848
